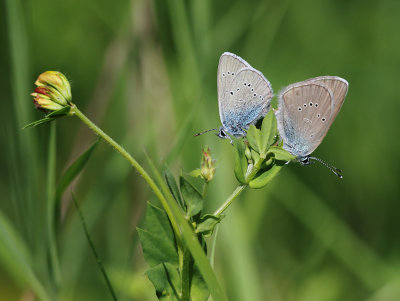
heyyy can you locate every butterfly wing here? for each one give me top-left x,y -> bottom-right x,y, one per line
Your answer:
219,67 -> 273,136
303,76 -> 348,121
218,53 -> 252,128
276,82 -> 334,157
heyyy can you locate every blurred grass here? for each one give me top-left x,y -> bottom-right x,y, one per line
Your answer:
1,0 -> 400,300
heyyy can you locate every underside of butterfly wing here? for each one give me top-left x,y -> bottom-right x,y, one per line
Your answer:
220,67 -> 273,136
303,76 -> 348,121
276,82 -> 333,157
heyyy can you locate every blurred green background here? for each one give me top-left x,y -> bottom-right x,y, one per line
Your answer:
1,0 -> 400,300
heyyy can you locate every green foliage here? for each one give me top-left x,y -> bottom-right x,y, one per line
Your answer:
196,215 -> 221,237
268,146 -> 296,162
139,200 -> 211,301
249,164 -> 284,189
22,107 -> 71,129
55,139 -> 99,202
137,203 -> 179,267
179,176 -> 203,218
233,138 -> 248,184
146,263 -> 181,301
164,169 -> 185,210
233,112 -> 293,188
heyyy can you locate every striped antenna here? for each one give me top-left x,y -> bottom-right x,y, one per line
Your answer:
309,156 -> 343,178
194,128 -> 218,137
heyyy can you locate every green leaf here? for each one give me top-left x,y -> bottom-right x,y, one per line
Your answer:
260,111 -> 277,155
164,169 -> 185,210
246,125 -> 261,153
196,214 -> 221,237
55,139 -> 99,202
0,212 -> 50,301
268,146 -> 296,162
251,149 -> 260,163
146,263 -> 181,301
22,117 -> 54,129
188,168 -> 202,178
233,138 -> 248,184
249,164 -> 283,189
180,176 -> 203,217
137,203 -> 178,267
191,263 -> 210,301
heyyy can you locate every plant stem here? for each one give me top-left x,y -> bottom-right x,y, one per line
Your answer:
213,185 -> 247,218
46,122 -> 61,293
181,247 -> 191,301
72,195 -> 118,301
245,158 -> 264,182
71,104 -> 181,240
202,182 -> 208,198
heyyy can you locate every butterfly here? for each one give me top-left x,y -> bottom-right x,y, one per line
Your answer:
196,52 -> 273,140
275,76 -> 348,177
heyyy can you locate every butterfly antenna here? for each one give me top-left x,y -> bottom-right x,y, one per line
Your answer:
309,156 -> 343,179
194,128 -> 218,137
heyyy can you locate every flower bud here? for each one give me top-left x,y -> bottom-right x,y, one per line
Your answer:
200,146 -> 216,182
31,71 -> 72,111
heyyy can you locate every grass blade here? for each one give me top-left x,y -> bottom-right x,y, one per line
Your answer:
72,194 -> 118,301
55,139 -> 99,203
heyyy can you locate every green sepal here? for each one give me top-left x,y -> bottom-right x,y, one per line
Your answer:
137,203 -> 178,267
47,106 -> 71,117
164,169 -> 185,210
146,263 -> 181,301
268,146 -> 296,162
179,176 -> 203,217
23,107 -> 71,129
249,164 -> 283,189
233,138 -> 248,184
196,214 -> 221,237
246,125 -> 261,154
22,117 -> 54,129
260,111 -> 277,155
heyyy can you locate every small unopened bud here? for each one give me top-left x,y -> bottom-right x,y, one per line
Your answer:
31,71 -> 72,111
200,146 -> 216,182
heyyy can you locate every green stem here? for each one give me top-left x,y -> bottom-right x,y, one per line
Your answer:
46,122 -> 61,293
201,182 -> 208,198
181,247 -> 191,301
213,185 -> 247,218
212,157 -> 268,218
71,104 -> 181,240
245,158 -> 264,182
72,195 -> 118,301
